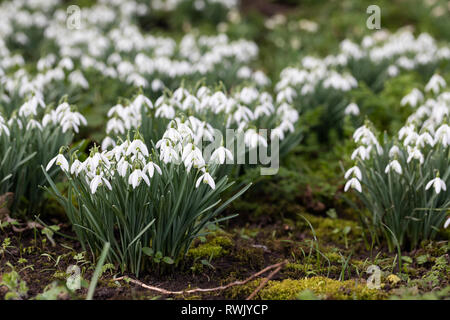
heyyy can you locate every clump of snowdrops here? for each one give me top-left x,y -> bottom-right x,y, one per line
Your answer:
275,29 -> 450,141
102,85 -> 302,172
0,92 -> 86,216
344,75 -> 450,250
44,119 -> 249,275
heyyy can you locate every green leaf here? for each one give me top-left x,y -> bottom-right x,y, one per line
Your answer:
142,247 -> 154,257
162,257 -> 174,264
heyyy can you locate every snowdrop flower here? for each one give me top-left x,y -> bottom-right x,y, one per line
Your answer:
244,129 -> 267,148
425,176 -> 446,194
46,154 -> 69,172
101,136 -> 117,150
344,177 -> 362,193
133,94 -> 153,110
0,120 -> 10,136
195,171 -> 215,190
106,118 -> 125,135
70,159 -> 85,176
344,103 -> 360,116
117,158 -> 131,177
389,145 -> 400,158
444,218 -> 450,229
425,74 -> 446,94
90,174 -> 112,194
403,131 -> 419,146
26,119 -> 43,131
344,166 -> 362,180
385,160 -> 402,175
128,169 -> 150,189
401,89 -> 423,107
210,146 -> 233,164
406,147 -> 424,164
155,103 -> 175,118
143,161 -> 162,178
434,124 -> 450,147
126,139 -> 149,157
353,125 -> 378,146
61,112 -> 87,133
416,132 -> 435,147
351,145 -> 371,160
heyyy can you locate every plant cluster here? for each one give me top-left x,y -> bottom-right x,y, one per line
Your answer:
0,93 -> 85,215
345,74 -> 450,250
45,118 -> 249,275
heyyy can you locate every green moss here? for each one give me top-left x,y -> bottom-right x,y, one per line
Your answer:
229,276 -> 385,300
297,213 -> 363,244
187,235 -> 233,260
420,255 -> 450,287
232,246 -> 265,270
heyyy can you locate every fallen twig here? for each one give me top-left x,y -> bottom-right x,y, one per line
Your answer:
113,260 -> 288,296
246,260 -> 287,300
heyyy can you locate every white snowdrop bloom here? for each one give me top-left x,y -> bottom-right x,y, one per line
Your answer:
351,145 -> 371,161
116,158 -> 131,177
210,146 -> 233,164
244,129 -> 268,148
126,139 -> 149,157
401,88 -> 423,107
344,103 -> 360,116
46,154 -> 69,172
128,169 -> 150,189
69,70 -> 89,89
58,57 -> 74,70
233,105 -> 254,123
403,131 -> 419,146
385,160 -> 402,175
237,66 -> 252,78
416,132 -> 435,147
0,118 -> 10,136
155,103 -> 175,118
353,125 -> 378,146
345,166 -> 362,180
19,101 -> 38,117
434,124 -> 450,147
407,147 -> 424,164
195,171 -> 215,190
276,87 -> 296,104
143,161 -> 162,178
253,71 -> 270,86
389,145 -> 401,158
387,65 -> 399,77
133,94 -> 153,110
425,74 -> 446,94
398,124 -> 416,140
70,159 -> 85,176
151,79 -> 164,91
444,218 -> 450,229
106,118 -> 125,135
425,176 -> 446,194
344,177 -> 362,193
26,119 -> 43,131
270,127 -> 284,141
61,112 -> 87,133
90,174 -> 112,194
159,141 -> 180,164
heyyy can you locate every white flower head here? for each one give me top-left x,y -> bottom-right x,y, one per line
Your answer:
385,160 -> 402,175
425,176 -> 446,194
46,154 -> 69,172
344,177 -> 362,193
195,171 -> 215,190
